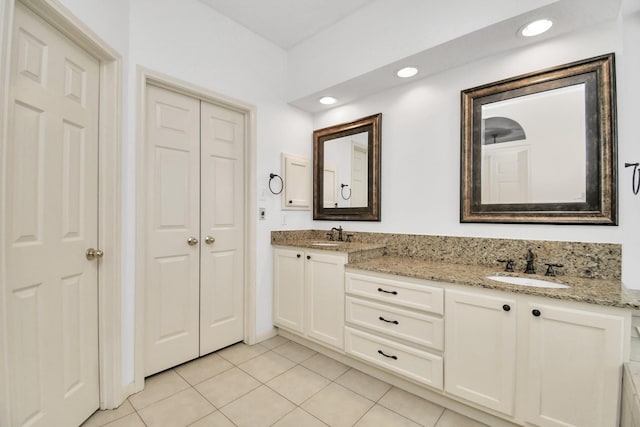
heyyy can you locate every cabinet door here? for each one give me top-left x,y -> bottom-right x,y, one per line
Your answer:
525,302 -> 625,427
273,248 -> 305,333
444,289 -> 517,416
306,252 -> 346,349
282,153 -> 310,210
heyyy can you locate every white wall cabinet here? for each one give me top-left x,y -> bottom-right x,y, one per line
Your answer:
281,153 -> 311,210
445,287 -> 627,426
444,289 -> 517,416
273,247 -> 346,350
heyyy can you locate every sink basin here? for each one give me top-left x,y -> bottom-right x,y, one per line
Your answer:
310,242 -> 341,247
486,275 -> 570,289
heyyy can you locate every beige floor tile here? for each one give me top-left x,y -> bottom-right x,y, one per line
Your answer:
335,368 -> 392,401
138,388 -> 215,427
355,404 -> 421,427
267,365 -> 331,405
81,400 -> 135,426
378,387 -> 444,427
188,410 -> 235,427
195,367 -> 261,408
217,342 -> 268,365
260,335 -> 290,349
302,383 -> 374,427
434,409 -> 487,427
272,341 -> 317,363
220,385 -> 295,427
103,413 -> 146,427
301,353 -> 350,380
128,369 -> 190,410
175,353 -> 233,385
238,351 -> 296,382
272,407 -> 328,427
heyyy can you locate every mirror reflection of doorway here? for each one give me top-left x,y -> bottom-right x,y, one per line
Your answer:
323,163 -> 338,208
481,143 -> 531,204
350,143 -> 368,207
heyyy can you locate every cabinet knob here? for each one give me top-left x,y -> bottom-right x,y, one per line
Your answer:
532,309 -> 541,317
503,304 -> 511,312
289,200 -> 293,204
296,254 -> 301,258
307,255 -> 311,260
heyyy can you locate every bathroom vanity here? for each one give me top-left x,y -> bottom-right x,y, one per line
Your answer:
272,231 -> 639,427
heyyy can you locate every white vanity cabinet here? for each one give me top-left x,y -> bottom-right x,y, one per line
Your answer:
273,247 -> 346,350
523,299 -> 626,427
444,289 -> 517,416
445,287 -> 628,427
344,271 -> 445,390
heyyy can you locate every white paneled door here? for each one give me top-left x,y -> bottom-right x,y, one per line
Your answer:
145,85 -> 244,376
144,85 -> 201,375
5,3 -> 100,426
199,101 -> 244,355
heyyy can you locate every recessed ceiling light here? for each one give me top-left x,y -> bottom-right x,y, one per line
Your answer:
396,66 -> 419,78
520,19 -> 553,37
319,96 -> 337,105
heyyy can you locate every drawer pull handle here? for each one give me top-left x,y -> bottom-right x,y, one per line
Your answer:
377,287 -> 398,295
377,350 -> 398,360
378,316 -> 399,325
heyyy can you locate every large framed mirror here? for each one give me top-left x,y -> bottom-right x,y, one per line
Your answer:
313,113 -> 381,221
461,54 -> 617,224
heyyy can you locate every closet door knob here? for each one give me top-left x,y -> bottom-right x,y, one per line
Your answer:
204,236 -> 215,245
187,237 -> 199,246
86,248 -> 104,260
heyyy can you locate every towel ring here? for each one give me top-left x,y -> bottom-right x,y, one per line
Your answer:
625,163 -> 640,195
268,173 -> 283,195
340,183 -> 351,200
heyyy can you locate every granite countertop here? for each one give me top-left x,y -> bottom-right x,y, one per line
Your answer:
272,240 -> 386,254
346,255 -> 640,310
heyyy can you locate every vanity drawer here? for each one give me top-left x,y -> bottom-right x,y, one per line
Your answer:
345,297 -> 443,350
345,272 -> 444,314
345,327 -> 443,390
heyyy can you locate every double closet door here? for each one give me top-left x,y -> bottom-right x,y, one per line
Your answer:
145,85 -> 245,376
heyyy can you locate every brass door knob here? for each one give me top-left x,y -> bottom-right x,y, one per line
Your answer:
86,248 -> 104,260
187,237 -> 199,246
204,236 -> 215,245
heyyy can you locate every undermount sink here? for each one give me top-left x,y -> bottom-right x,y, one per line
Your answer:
310,242 -> 341,247
486,275 -> 570,289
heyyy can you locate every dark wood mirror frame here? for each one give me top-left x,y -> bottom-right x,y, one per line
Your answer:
461,54 -> 617,225
313,113 -> 381,221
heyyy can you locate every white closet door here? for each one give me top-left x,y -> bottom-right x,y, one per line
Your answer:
199,101 -> 245,355
5,3 -> 100,426
145,85 -> 201,375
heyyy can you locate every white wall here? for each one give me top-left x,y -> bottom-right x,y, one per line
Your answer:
312,20 -> 640,285
287,0 -> 557,101
618,1 -> 640,288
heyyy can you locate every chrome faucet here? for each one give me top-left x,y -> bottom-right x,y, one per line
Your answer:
331,226 -> 344,242
524,249 -> 536,274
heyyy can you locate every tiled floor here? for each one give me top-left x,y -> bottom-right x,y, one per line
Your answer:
82,336 -> 487,427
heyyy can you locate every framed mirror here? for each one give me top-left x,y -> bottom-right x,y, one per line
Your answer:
313,113 -> 381,221
461,54 -> 617,224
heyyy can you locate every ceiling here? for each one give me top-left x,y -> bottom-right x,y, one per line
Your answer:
198,0 -> 375,49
